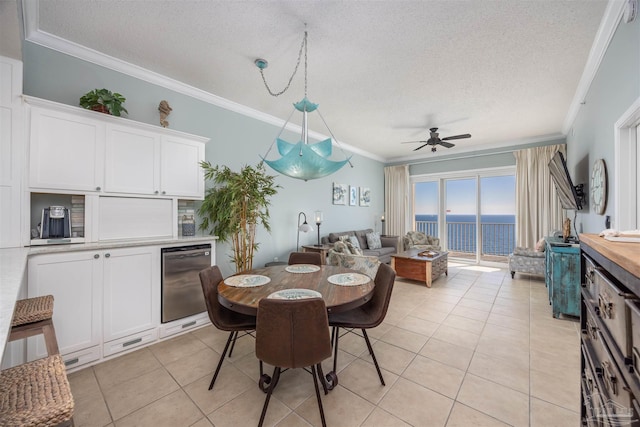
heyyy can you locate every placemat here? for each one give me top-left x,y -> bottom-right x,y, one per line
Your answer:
285,264 -> 321,273
223,274 -> 271,287
327,273 -> 370,286
267,289 -> 322,300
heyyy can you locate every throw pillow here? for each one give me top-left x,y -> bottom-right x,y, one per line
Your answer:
345,240 -> 363,255
348,235 -> 361,249
366,232 -> 382,249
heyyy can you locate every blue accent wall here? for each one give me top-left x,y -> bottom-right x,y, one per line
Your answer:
22,43 -> 385,276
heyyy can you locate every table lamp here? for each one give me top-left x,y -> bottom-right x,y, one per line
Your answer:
297,212 -> 313,251
314,210 -> 323,246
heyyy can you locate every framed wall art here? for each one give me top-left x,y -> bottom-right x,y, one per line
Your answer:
333,183 -> 347,205
349,186 -> 358,206
359,187 -> 371,206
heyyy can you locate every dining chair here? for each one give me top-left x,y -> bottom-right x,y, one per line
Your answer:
256,297 -> 332,427
328,262 -> 396,386
199,266 -> 257,391
288,251 -> 323,265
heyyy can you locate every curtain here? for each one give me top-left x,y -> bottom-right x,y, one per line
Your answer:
513,144 -> 565,248
384,165 -> 410,245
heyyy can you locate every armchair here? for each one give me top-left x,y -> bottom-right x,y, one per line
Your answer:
403,231 -> 441,251
327,241 -> 381,279
508,247 -> 545,278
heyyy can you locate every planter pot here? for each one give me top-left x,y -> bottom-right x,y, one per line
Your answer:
90,105 -> 110,114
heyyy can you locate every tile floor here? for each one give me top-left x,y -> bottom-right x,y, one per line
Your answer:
67,262 -> 581,426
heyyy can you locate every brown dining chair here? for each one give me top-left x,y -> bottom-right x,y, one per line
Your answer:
288,251 -> 323,266
256,297 -> 332,427
328,262 -> 396,386
199,265 -> 257,391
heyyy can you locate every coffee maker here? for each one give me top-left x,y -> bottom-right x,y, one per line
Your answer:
40,206 -> 71,239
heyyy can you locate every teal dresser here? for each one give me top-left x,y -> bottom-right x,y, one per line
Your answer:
544,236 -> 581,318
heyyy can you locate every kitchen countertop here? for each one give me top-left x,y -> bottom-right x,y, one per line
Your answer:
0,235 -> 217,363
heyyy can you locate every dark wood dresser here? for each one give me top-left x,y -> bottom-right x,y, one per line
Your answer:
580,234 -> 640,426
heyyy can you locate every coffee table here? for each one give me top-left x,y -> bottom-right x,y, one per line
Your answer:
391,249 -> 448,287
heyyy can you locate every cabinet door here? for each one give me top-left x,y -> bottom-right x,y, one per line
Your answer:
160,136 -> 204,198
105,125 -> 160,195
103,246 -> 159,342
29,107 -> 105,191
27,251 -> 102,360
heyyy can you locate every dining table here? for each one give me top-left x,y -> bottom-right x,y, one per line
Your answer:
217,263 -> 375,392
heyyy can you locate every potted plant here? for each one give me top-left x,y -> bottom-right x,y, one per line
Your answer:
79,88 -> 128,116
198,161 -> 280,273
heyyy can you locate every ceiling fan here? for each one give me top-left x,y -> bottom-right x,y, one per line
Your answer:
401,127 -> 471,152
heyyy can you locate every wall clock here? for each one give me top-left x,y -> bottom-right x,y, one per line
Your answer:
591,159 -> 607,215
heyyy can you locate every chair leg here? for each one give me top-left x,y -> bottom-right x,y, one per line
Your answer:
228,331 -> 238,357
312,364 -> 327,427
332,326 -> 339,374
258,367 -> 281,427
208,331 -> 234,390
362,329 -> 385,386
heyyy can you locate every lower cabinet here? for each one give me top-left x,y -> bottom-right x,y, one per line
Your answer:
545,236 -> 580,318
28,246 -> 159,369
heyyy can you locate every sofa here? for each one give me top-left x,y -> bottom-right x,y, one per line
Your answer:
508,247 -> 545,278
321,228 -> 399,263
403,231 -> 441,251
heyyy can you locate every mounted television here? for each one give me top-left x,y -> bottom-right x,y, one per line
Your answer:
548,151 -> 584,210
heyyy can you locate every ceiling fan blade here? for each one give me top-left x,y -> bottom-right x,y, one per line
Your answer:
439,141 -> 455,148
400,140 -> 428,144
441,133 -> 471,141
413,143 -> 429,151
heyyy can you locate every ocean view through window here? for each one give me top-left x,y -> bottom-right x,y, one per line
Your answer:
413,171 -> 515,262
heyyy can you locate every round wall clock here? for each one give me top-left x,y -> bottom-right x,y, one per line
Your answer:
591,159 -> 607,215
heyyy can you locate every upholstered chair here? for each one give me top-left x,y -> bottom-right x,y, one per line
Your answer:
288,251 -> 323,266
403,231 -> 441,251
327,241 -> 381,279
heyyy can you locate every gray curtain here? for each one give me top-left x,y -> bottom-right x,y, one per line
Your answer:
384,165 -> 410,246
513,144 -> 565,248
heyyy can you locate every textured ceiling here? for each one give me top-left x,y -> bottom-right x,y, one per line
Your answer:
32,0 -> 608,162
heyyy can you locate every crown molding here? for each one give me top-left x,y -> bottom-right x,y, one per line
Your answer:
562,0 -> 626,134
20,1 -> 383,164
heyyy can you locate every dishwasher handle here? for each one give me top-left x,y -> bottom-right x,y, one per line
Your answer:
163,250 -> 210,261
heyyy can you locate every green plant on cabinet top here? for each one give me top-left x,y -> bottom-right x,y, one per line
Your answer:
79,88 -> 128,116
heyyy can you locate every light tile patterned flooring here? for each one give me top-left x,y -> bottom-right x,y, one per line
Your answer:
68,262 -> 581,426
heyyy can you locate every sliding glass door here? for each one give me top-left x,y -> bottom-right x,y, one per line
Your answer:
412,168 -> 515,264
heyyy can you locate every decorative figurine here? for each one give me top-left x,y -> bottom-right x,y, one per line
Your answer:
158,100 -> 172,128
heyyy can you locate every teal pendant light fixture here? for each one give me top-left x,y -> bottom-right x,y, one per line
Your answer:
256,29 -> 352,181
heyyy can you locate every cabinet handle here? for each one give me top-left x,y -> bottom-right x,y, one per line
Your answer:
64,358 -> 79,367
96,186 -> 101,191
105,253 -> 110,258
162,191 -> 166,195
181,321 -> 197,329
123,337 -> 143,347
154,191 -> 159,194
94,254 -> 100,259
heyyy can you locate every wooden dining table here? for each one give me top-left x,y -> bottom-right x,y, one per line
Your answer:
217,264 -> 375,393
217,264 -> 375,316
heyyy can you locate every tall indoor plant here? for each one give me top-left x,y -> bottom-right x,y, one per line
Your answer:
198,161 -> 280,273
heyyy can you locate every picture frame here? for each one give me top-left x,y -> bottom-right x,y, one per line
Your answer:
359,187 -> 371,206
349,186 -> 358,206
333,183 -> 347,205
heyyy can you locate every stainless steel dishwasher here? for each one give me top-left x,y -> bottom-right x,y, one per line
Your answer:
161,244 -> 211,323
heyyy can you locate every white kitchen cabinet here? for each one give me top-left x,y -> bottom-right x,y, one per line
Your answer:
160,135 -> 205,198
27,251 -> 103,366
27,246 -> 160,367
28,105 -> 105,192
104,125 -> 160,195
103,246 -> 159,343
0,56 -> 23,248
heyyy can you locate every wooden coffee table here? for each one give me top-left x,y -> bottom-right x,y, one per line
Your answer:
391,249 -> 448,287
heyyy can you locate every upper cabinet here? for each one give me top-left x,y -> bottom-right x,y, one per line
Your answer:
26,97 -> 208,199
29,106 -> 106,192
